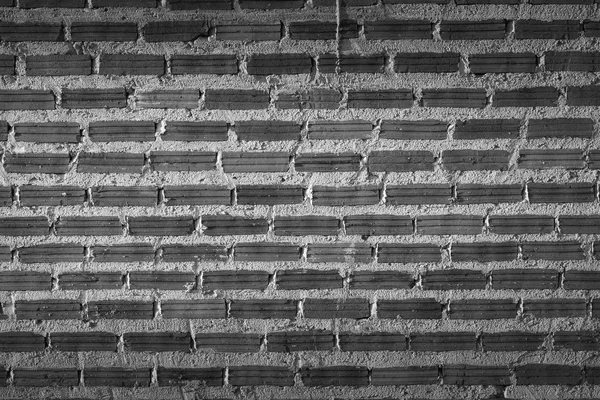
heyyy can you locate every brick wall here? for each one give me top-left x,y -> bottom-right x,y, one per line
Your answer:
0,0 -> 599,399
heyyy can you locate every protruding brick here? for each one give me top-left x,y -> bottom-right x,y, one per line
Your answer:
216,23 -> 281,41
303,298 -> 370,319
319,53 -> 385,74
157,367 -> 222,386
239,0 -> 303,8
95,0 -> 157,5
55,216 -> 121,236
161,245 -> 227,262
248,53 -> 312,75
5,153 -> 70,174
88,121 -> 155,142
91,186 -> 157,206
395,52 -> 459,73
143,20 -> 210,42
0,23 -> 63,41
368,150 -> 434,172
195,333 -> 260,352
205,89 -> 269,110
488,215 -> 554,235
15,300 -> 82,320
268,330 -> 334,352
26,55 -> 91,76
19,244 -> 84,263
0,332 -> 45,352
372,366 -> 438,385
14,122 -> 81,143
554,331 -> 600,351
347,90 -> 413,109
546,52 -> 600,72
564,270 -> 600,290
169,0 -> 232,9
78,153 -> 144,174
528,182 -> 595,203
222,152 -> 288,173
528,118 -> 593,139
422,89 -> 487,108
443,149 -> 510,170
312,186 -> 379,206
364,20 -> 432,39
440,20 -> 506,40
410,332 -> 476,351
161,300 -> 226,319
422,269 -> 486,290
0,217 -> 48,236
378,243 -> 441,263
277,269 -> 342,290
85,368 -> 151,387
129,216 -> 195,236
202,215 -> 268,236
523,299 -> 587,318
417,215 -> 483,235
237,185 -> 302,205
0,186 -> 11,207
129,272 -> 196,290
522,241 -> 584,260
387,184 -> 452,205
452,242 -> 518,262
493,269 -> 560,290
516,364 -> 582,385
234,242 -> 299,262
71,22 -> 137,41
456,184 -> 522,204
51,332 -> 117,351
515,20 -> 581,40
20,0 -> 85,7
301,366 -> 369,386
567,86 -> 600,106
350,271 -> 414,290
339,333 -> 406,352
58,272 -> 123,290
163,121 -> 227,142
344,215 -> 412,236
100,54 -> 164,75
307,243 -> 371,263
13,369 -> 78,387
443,365 -> 511,386
203,270 -> 269,290
88,300 -> 154,320
0,271 -> 51,291
93,244 -> 155,263
230,299 -> 296,319
136,90 -> 199,109
274,216 -> 339,236
378,299 -> 442,319
62,88 -> 127,109
0,55 -> 15,75
164,185 -> 229,206
229,366 -> 293,386
470,53 -> 537,74
150,151 -> 216,172
236,120 -> 301,141
295,153 -> 361,172
493,87 -> 560,107
454,119 -> 520,139
518,149 -> 585,169
171,55 -> 237,75
124,332 -> 191,352
448,299 -> 517,319
277,89 -> 342,109
482,331 -> 546,351
289,21 -> 336,40
308,120 -> 372,140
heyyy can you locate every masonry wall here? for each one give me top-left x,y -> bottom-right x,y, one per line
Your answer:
0,0 -> 599,399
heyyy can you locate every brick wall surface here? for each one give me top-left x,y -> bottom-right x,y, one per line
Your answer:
0,0 -> 599,399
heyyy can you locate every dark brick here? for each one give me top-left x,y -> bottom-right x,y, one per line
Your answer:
20,0 -> 85,7
19,185 -> 83,206
421,269 -> 486,290
163,120 -> 228,142
19,244 -> 84,263
493,269 -> 560,290
277,269 -> 342,290
442,149 -> 510,170
0,55 -> 15,75
13,369 -> 78,387
319,53 -> 385,74
470,53 -> 537,74
229,299 -> 297,319
584,20 -> 600,37
307,243 -> 371,263
443,365 -> 511,386
567,86 -> 600,106
124,332 -> 191,352
528,182 -> 595,203
587,367 -> 600,384
523,299 -> 587,318
516,364 -> 582,385
417,214 -> 483,235
85,368 -> 151,387
410,332 -> 476,351
157,367 -> 222,386
368,150 -> 434,172
222,152 -> 288,173
528,118 -> 593,138
312,186 -> 379,206
216,23 -> 281,41
278,89 -> 342,109
202,215 -> 268,236
51,332 -> 117,352
88,121 -> 155,142
100,54 -> 164,75
161,244 -> 227,262
0,121 -> 8,141
482,331 -> 546,351
296,153 -> 360,172
26,55 -> 91,76
488,215 -> 554,235
150,151 -> 216,172
378,243 -> 441,263
564,270 -> 600,290
56,216 -> 122,236
88,300 -> 154,320
0,332 -> 45,352
59,272 -> 123,290
315,0 -> 376,4
229,366 -> 294,386
303,298 -> 370,319
308,120 -> 372,140
493,87 -> 560,107
344,215 -> 412,236
289,21 -> 347,40
169,0 -> 232,9
515,20 -> 581,40
95,0 -> 158,5
240,0 -> 303,8
364,20 -> 432,40
249,53 -> 311,75
0,186 -> 10,207
71,22 -> 137,41
0,271 -> 51,291
347,89 -> 413,109
301,366 -> 369,386
350,271 -> 414,290
422,89 -> 487,108
372,366 -> 438,385
274,216 -> 339,236
15,300 -> 82,320
452,242 -> 518,262
129,272 -> 196,290
448,299 -> 517,319
164,185 -> 230,206
554,331 -> 600,351
143,20 -> 210,42
205,89 -> 269,110
6,153 -> 70,174
395,52 -> 459,73
78,152 -> 144,174
204,270 -> 269,290
161,300 -> 226,319
0,217 -> 48,236
129,216 -> 195,236
339,333 -> 406,352
522,241 -> 584,261
171,55 -> 237,75
268,330 -> 334,352
237,185 -> 302,205
14,122 -> 81,143
378,299 -> 442,319
62,88 -> 127,109
0,23 -> 63,41
546,52 -> 600,72
136,90 -> 199,109
234,242 -> 300,262
236,120 -> 301,141
387,184 -> 452,205
454,119 -> 520,139
518,149 -> 585,169
195,333 -> 260,352
440,20 -> 507,40
91,186 -> 157,206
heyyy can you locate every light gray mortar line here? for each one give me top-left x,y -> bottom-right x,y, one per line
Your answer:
165,54 -> 172,76
485,270 -> 492,290
335,0 -> 341,75
6,293 -> 14,321
92,54 -> 100,75
558,268 -> 566,291
124,271 -> 130,290
85,0 -> 92,7
150,359 -> 159,387
538,52 -> 545,72
380,174 -> 387,205
15,55 -> 25,76
116,334 -> 125,353
589,297 -> 594,319
197,270 -> 204,293
6,367 -> 13,387
78,369 -> 84,387
432,20 -> 442,41
157,187 -> 165,207
372,243 -> 378,264
297,297 -> 304,319
63,21 -> 71,42
442,298 -> 449,320
154,296 -> 161,319
459,54 -> 468,75
10,185 -> 16,207
334,330 -> 340,351
223,366 -> 230,386
300,245 -> 307,262
51,273 -> 59,292
189,321 -> 197,351
370,295 -> 377,320
506,20 -> 515,40
225,298 -> 231,319
516,297 -> 524,318
342,270 -> 350,291
215,150 -> 224,174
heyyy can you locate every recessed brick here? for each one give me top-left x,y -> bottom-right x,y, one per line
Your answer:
100,54 -> 164,75
143,20 -> 210,42
0,23 -> 63,41
216,23 -> 281,41
26,55 -> 92,76
482,331 -> 546,351
454,119 -> 520,139
378,243 -> 441,263
440,20 -> 506,40
229,366 -> 294,386
515,20 -> 581,40
378,298 -> 442,319
303,298 -> 370,319
171,55 -> 238,75
364,20 -> 433,40
410,332 -> 476,351
492,269 -> 560,290
372,366 -> 438,385
71,22 -> 138,41
157,367 -> 222,386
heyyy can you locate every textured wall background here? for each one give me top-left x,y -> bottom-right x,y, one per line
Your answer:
0,0 -> 599,399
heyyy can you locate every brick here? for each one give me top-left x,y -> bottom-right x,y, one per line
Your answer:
0,23 -> 62,41
422,89 -> 487,108
129,216 -> 194,236
15,300 -> 82,320
528,182 -> 595,203
364,20 -> 433,40
88,121 -> 155,142
0,332 -> 45,352
161,299 -> 226,319
387,184 -> 452,205
58,272 -> 123,290
522,241 -> 584,260
26,54 -> 91,76
493,269 -> 559,290
277,269 -> 342,290
62,88 -> 127,109
202,215 -> 268,236
0,186 -> 10,206
528,118 -> 593,138
0,217 -> 48,236
169,0 -> 232,9
161,244 -> 227,262
378,299 -> 442,319
171,54 -> 237,75
129,272 -> 195,290
470,53 -> 537,74
268,330 -> 334,352
203,270 -> 268,290
372,366 -> 438,385
14,122 -> 80,143
319,53 -> 385,74
205,89 -> 269,110
340,333 -> 406,353
91,186 -> 157,206
51,332 -> 117,351
216,23 -> 281,41
229,299 -> 297,319
71,22 -> 137,41
350,271 -> 414,290
494,87 -> 560,107
240,0 -> 302,7
587,367 -> 600,384
0,55 -> 14,75
163,121 -> 227,142
395,52 -> 459,73
456,184 -> 522,204
0,121 -> 8,141
315,0 -> 375,4
0,271 -> 51,291
482,331 -> 546,351
0,90 -> 54,110
295,153 -> 360,172
516,364 -> 582,385
277,89 -> 342,109
378,243 -> 441,263
85,368 -> 151,387
136,90 -> 199,109
236,120 -> 301,141
440,20 -> 506,40
515,20 -> 580,40
312,186 -> 379,206
5,153 -> 69,174
531,0 -> 591,3
594,299 -> 600,318
443,365 -> 511,386
368,150 -> 434,172
13,369 -> 78,387
454,119 -> 520,139
157,367 -> 222,386
347,89 -> 413,109
78,152 -> 144,174
488,215 -> 554,235
19,244 -> 84,263
452,242 -> 518,262
100,54 -> 164,75
410,332 -> 476,351
248,53 -> 311,75
88,300 -> 154,319
274,216 -> 339,236
55,216 -> 122,236
422,269 -> 486,290
289,21 -> 335,40
195,333 -> 260,352
344,215 -> 412,236
164,185 -> 230,206
448,299 -> 517,319
20,0 -> 85,7
143,20 -> 210,42
236,185 -> 302,205
554,331 -> 600,351
150,151 -> 216,171
303,298 -> 370,319
417,214 -> 483,235
19,185 -> 84,206
524,299 -> 587,318
234,242 -> 299,262
308,120 -> 372,140
229,366 -> 293,386
519,149 -> 585,170
546,51 -> 600,72
564,270 -> 600,290
567,86 -> 600,106
124,332 -> 191,352
95,0 -> 158,5
301,366 -> 369,386
307,243 -> 372,263
444,149 -> 509,171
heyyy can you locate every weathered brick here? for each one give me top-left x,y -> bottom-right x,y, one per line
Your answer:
347,89 -> 413,109
78,152 -> 144,174
339,333 -> 406,352
277,269 -> 342,290
143,20 -> 210,42
567,86 -> 600,106
14,122 -> 81,143
448,299 -> 517,319
204,270 -> 268,290
301,366 -> 369,386
20,185 -> 83,206
0,186 -> 10,207
516,364 -> 582,385
205,89 -> 269,110
488,215 -> 554,235
554,331 -> 600,351
312,186 -> 379,206
19,244 -> 84,263
248,53 -> 311,75
456,184 -> 522,204
443,365 -> 511,386
492,269 -> 560,290
94,0 -> 158,5
100,54 -> 164,75
454,119 -> 520,139
0,217 -> 48,236
443,149 -> 509,170
164,185 -> 230,206
216,23 -> 281,41
277,89 -> 342,109
528,118 -> 593,138
387,184 -> 452,205
236,185 -> 302,205
58,272 -> 123,290
13,369 -> 78,387
395,52 -> 459,73
587,366 -> 600,384
88,121 -> 155,142
163,121 -> 227,142
440,20 -> 506,40
240,0 -> 303,7
55,216 -> 121,236
519,149 -> 585,169
364,20 -> 433,40
368,150 -> 434,172
372,366 -> 438,385
15,300 -> 82,320
274,216 -> 340,236
417,214 -> 483,235
0,55 -> 14,75
169,0 -> 232,9
171,54 -> 237,75
0,332 -> 45,352
5,153 -> 69,174
129,272 -> 196,290
161,244 -> 227,262
308,120 -> 372,140
422,269 -> 486,290
91,186 -> 157,206
546,52 -> 600,75
307,243 -> 372,263
71,22 -> 137,41
85,368 -> 151,387
378,299 -> 442,319
344,215 -> 412,236
452,242 -> 518,262
350,271 -> 414,290
482,331 -> 546,351
523,299 -> 587,318
136,90 -> 199,109
88,300 -> 154,320
26,54 -> 91,76
289,21 -> 338,40
315,0 -> 376,5
410,332 -> 476,351
522,241 -> 584,260
202,215 -> 268,236
0,121 -> 8,142
268,330 -> 334,352
129,216 -> 195,236
0,271 -> 51,291
0,23 -> 62,41
228,366 -> 293,386
319,53 -> 385,74
494,87 -> 560,107
124,332 -> 191,352
470,53 -> 537,74
151,151 -> 216,171
236,120 -> 301,141
234,242 -> 300,262
528,182 -> 595,203
295,153 -> 360,172
303,298 -> 370,319
195,333 -> 260,352
515,20 -> 581,40
422,89 -> 487,108
378,243 -> 441,263
157,367 -> 222,386
51,332 -> 117,351
161,300 -> 226,319
62,88 -> 127,109
20,0 -> 85,7
564,270 -> 600,290
229,299 -> 297,319
0,247 -> 10,263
